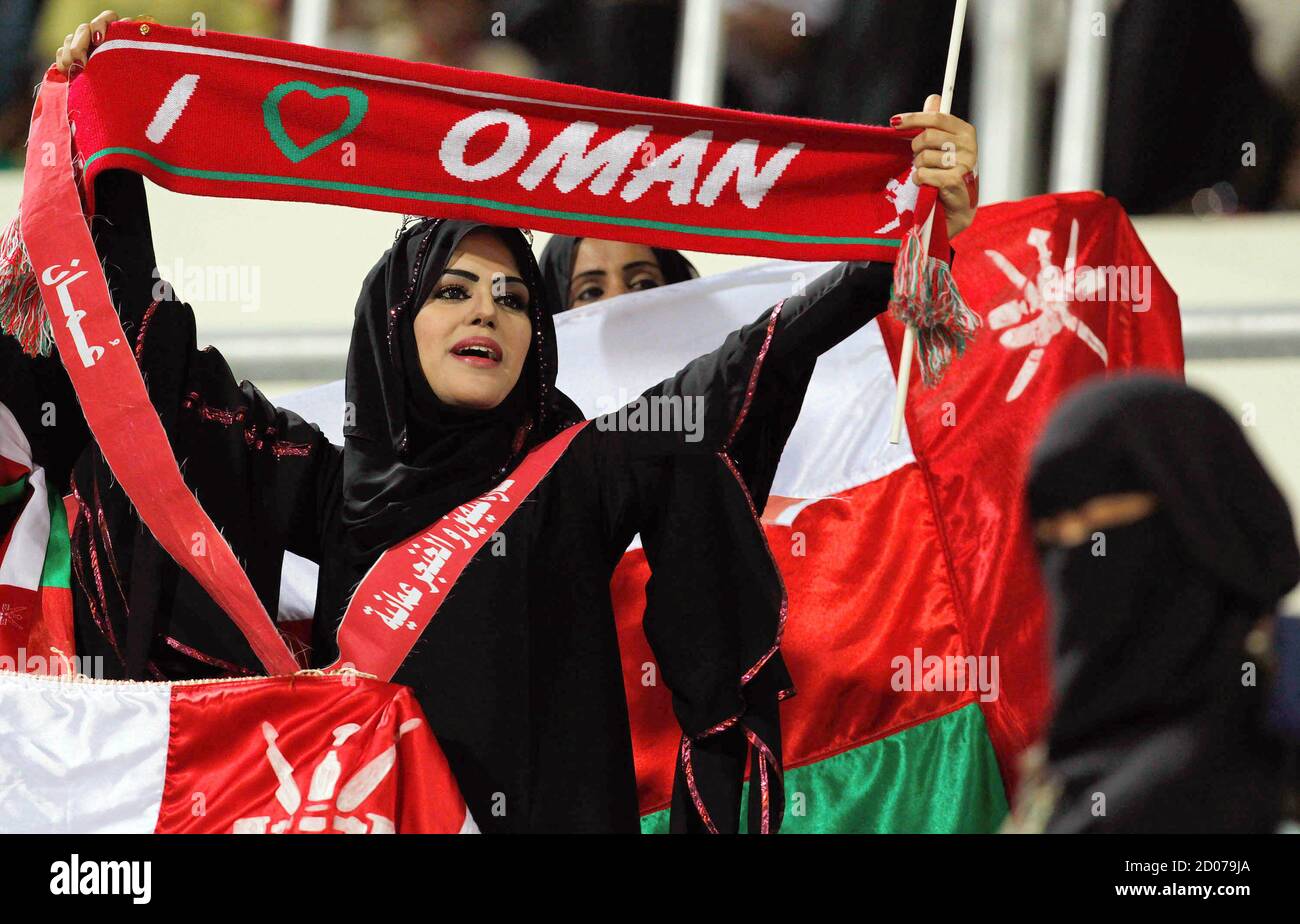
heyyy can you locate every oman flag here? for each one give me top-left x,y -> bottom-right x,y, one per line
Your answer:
0,670 -> 476,834
559,191 -> 1182,832
273,191 -> 1182,832
0,400 -> 74,665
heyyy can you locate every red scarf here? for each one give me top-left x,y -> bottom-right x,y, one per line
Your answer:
69,22 -> 942,262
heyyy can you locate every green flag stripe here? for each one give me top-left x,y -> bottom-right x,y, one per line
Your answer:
640,702 -> 1007,833
0,474 -> 29,506
39,486 -> 71,590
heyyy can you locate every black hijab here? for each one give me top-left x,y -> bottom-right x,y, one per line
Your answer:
341,219 -> 583,567
1028,374 -> 1299,832
538,234 -> 699,314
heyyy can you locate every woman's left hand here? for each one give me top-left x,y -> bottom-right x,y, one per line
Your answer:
893,94 -> 979,240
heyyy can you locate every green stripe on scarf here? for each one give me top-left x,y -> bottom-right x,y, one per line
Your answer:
84,148 -> 905,250
640,702 -> 1008,833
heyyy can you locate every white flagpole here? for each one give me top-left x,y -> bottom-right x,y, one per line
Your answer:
888,0 -> 970,445
674,0 -> 726,107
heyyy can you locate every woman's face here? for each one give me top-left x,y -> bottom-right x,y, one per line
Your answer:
567,239 -> 666,308
413,230 -> 534,410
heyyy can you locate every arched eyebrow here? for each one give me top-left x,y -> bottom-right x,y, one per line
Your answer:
571,268 -> 608,281
442,268 -> 526,286
622,261 -> 662,274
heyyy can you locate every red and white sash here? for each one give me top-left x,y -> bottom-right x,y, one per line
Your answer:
328,421 -> 589,681
22,68 -> 301,676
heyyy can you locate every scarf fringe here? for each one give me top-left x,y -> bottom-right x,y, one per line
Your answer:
888,224 -> 980,387
0,210 -> 52,358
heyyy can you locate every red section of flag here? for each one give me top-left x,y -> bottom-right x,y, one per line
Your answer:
0,456 -> 27,484
157,675 -> 469,833
616,465 -> 975,815
880,192 -> 1184,783
0,585 -> 39,660
25,586 -> 74,667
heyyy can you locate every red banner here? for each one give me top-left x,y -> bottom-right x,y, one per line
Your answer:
21,67 -> 299,676
70,22 -> 939,262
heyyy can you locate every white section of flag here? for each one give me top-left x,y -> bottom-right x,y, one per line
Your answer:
550,259 -> 914,498
0,671 -> 170,833
0,401 -> 51,592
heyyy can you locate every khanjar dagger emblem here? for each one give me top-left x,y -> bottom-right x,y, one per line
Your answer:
232,718 -> 423,833
982,219 -> 1108,402
875,168 -> 921,234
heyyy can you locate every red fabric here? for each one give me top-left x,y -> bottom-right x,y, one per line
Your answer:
0,456 -> 26,483
24,586 -> 74,667
70,22 -> 940,262
879,192 -> 1184,784
616,467 -> 974,815
0,584 -> 39,660
21,67 -> 299,676
157,674 -> 469,834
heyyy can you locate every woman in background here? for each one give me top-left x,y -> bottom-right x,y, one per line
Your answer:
539,235 -> 698,313
1016,375 -> 1299,833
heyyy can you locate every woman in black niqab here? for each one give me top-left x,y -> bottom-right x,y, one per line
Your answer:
1026,374 -> 1300,833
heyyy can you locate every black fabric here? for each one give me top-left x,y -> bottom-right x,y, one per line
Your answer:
37,169 -> 896,831
537,234 -> 698,314
509,0 -> 681,99
1101,0 -> 1294,214
787,0 -> 972,125
1028,374 -> 1300,833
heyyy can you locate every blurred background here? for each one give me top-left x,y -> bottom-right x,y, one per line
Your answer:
2,0 -> 1299,553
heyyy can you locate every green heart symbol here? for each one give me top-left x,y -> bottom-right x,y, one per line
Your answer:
262,81 -> 369,164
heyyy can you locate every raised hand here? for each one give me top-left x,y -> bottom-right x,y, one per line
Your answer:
892,94 -> 979,239
55,10 -> 131,74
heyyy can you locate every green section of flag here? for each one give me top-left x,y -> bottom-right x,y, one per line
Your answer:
0,474 -> 29,506
39,485 -> 71,590
640,702 -> 1007,833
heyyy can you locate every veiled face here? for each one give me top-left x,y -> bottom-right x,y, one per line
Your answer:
566,239 -> 666,308
412,230 -> 534,409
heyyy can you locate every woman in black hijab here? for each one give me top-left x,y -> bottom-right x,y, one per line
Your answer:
539,234 -> 698,313
1023,375 -> 1300,833
34,164 -> 903,833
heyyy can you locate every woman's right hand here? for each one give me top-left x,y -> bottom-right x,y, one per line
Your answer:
54,10 -> 130,74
